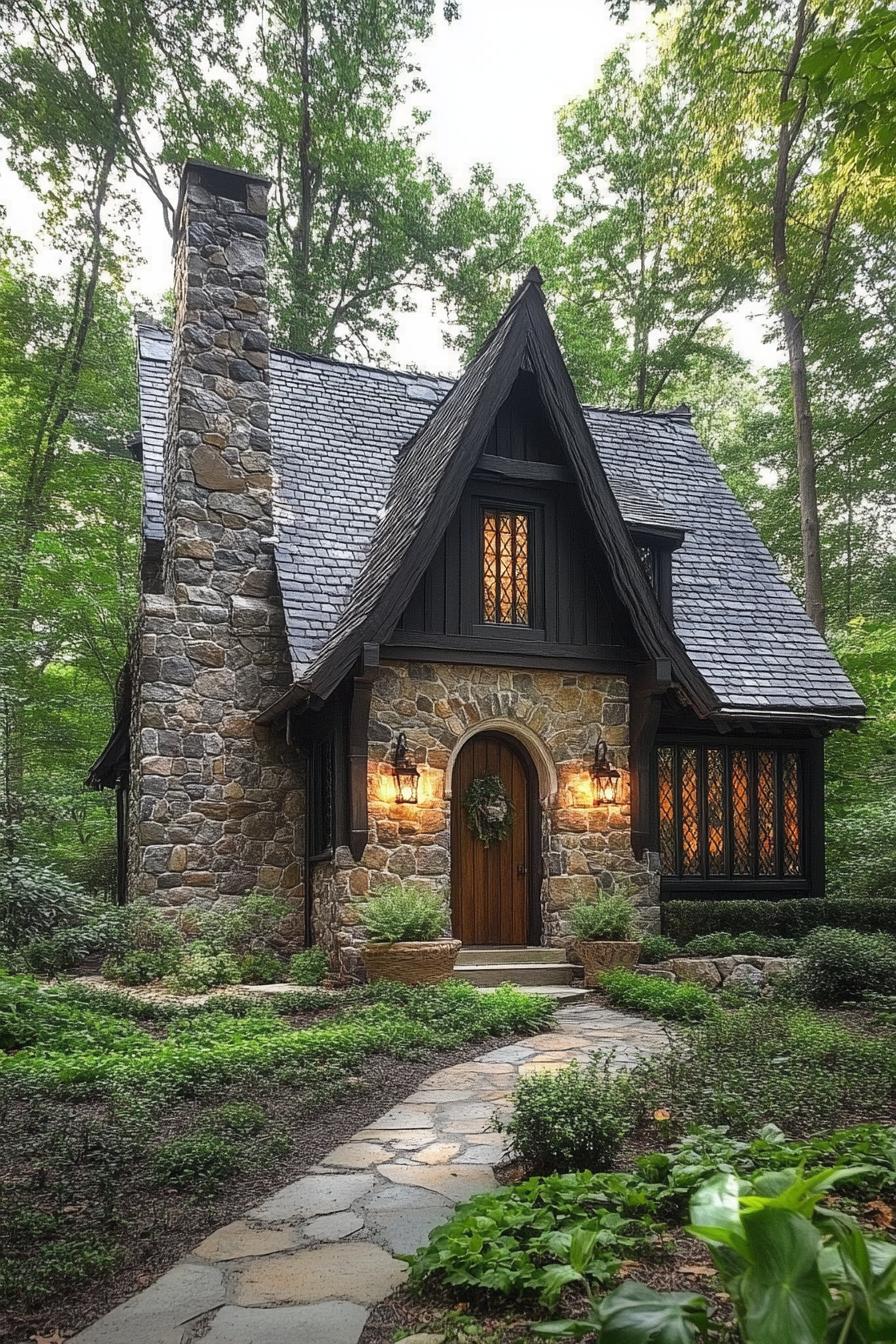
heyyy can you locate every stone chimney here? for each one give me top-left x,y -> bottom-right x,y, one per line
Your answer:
129,161 -> 303,915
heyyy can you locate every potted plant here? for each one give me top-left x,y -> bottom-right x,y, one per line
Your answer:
568,886 -> 641,987
360,885 -> 461,986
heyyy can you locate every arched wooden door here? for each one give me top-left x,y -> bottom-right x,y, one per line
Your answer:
450,732 -> 536,946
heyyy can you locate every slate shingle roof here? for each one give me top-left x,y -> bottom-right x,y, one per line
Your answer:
136,324 -> 863,717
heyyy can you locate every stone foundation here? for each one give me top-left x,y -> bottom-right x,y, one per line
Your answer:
312,661 -> 655,978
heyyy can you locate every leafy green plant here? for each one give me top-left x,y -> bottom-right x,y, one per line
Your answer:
192,892 -> 290,956
0,1224 -> 120,1307
151,1133 -> 240,1191
680,931 -> 799,958
408,1169 -> 666,1306
796,925 -> 896,1005
568,888 -> 636,941
203,1101 -> 267,1136
0,973 -> 151,1054
599,968 -> 715,1021
289,947 -> 328,985
102,947 -> 181,985
638,933 -> 678,964
0,854 -> 95,951
237,950 -> 285,984
631,997 -> 896,1137
499,1058 -> 635,1174
362,885 -> 448,942
163,944 -> 240,994
541,1167 -> 896,1342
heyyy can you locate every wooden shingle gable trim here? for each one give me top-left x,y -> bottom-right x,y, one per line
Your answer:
258,272 -> 719,723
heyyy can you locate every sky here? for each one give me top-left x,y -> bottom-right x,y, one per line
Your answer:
1,0 -> 775,379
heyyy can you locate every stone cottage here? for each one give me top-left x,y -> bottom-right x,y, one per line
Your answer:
89,159 -> 865,978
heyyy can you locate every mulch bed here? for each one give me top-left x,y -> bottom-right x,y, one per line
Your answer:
1,1029 -> 523,1344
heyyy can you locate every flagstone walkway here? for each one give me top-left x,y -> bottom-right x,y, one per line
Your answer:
71,1002 -> 667,1344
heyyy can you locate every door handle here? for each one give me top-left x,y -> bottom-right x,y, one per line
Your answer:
517,864 -> 527,877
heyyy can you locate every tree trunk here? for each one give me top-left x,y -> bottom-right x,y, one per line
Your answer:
782,304 -> 826,633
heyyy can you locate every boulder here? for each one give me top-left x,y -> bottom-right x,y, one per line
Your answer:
666,958 -> 722,989
727,963 -> 765,993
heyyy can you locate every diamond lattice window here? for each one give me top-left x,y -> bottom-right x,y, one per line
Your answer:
657,744 -> 802,882
482,509 -> 530,625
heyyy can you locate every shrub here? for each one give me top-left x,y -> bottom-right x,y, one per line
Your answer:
237,950 -> 285,984
499,1058 -> 635,1173
678,931 -> 799,958
409,1169 -> 664,1305
102,948 -> 181,986
796,926 -> 896,1005
828,799 -> 896,901
192,892 -> 289,955
164,944 -> 240,994
151,1133 -> 240,1190
289,947 -> 328,985
362,885 -> 448,942
599,968 -> 715,1021
638,933 -> 678,963
663,896 -> 896,944
0,974 -> 151,1054
631,997 -> 896,1136
568,890 -> 636,941
0,855 -> 95,951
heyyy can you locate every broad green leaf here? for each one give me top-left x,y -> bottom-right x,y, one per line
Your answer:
595,1280 -> 711,1344
740,1207 -> 829,1344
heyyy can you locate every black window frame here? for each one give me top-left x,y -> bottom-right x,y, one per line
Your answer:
479,502 -> 535,629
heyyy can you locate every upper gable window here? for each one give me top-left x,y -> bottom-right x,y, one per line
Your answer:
482,508 -> 530,625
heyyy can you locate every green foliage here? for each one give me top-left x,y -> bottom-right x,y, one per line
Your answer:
0,1217 -> 120,1307
362,885 -> 448,943
288,947 -> 329,985
237,950 -> 286,984
599,969 -> 715,1022
101,948 -> 180,986
568,890 -> 636,942
192,892 -> 290,956
638,934 -> 678,964
680,932 -> 799,958
541,1165 -> 896,1342
0,978 -> 552,1098
499,1059 -> 635,1174
408,1168 -> 666,1306
203,1101 -> 267,1136
163,944 -> 240,995
663,897 -> 896,944
796,926 -> 896,1005
632,998 -> 896,1137
0,855 -> 95,951
151,1133 -> 240,1192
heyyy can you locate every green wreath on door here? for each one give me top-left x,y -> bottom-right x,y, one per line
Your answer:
463,774 -> 515,847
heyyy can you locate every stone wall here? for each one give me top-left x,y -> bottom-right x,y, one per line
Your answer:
128,160 -> 303,915
313,661 -> 657,978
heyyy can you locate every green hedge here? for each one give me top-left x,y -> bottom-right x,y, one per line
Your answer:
663,897 -> 896,944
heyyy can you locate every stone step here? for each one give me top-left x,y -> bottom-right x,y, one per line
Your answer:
475,984 -> 592,1003
454,962 -> 581,988
456,946 -> 568,967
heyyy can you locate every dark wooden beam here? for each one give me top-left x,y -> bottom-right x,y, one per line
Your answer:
474,453 -> 573,483
629,659 -> 672,859
347,645 -> 379,860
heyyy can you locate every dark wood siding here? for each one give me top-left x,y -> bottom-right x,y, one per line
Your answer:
390,478 -> 638,662
483,370 -> 565,463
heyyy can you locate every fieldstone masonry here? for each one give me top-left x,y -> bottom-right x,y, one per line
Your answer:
313,662 -> 658,977
128,161 -> 303,913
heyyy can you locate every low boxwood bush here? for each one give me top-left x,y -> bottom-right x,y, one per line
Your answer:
163,944 -> 240,994
680,931 -> 799,958
795,926 -> 896,1005
499,1058 -> 635,1173
362,885 -> 448,942
289,947 -> 328,985
101,948 -> 181,986
599,968 -> 715,1021
663,896 -> 896,943
237,950 -> 285,984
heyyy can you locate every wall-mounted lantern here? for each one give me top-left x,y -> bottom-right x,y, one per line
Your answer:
590,737 -> 620,806
392,731 -> 420,805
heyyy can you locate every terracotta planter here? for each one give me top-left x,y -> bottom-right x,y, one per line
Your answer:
361,939 -> 462,986
571,939 -> 642,988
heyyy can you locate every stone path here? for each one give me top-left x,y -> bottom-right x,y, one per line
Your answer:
71,1003 -> 666,1344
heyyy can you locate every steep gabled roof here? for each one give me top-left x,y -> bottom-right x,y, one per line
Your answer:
134,294 -> 865,721
265,271 -> 718,717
